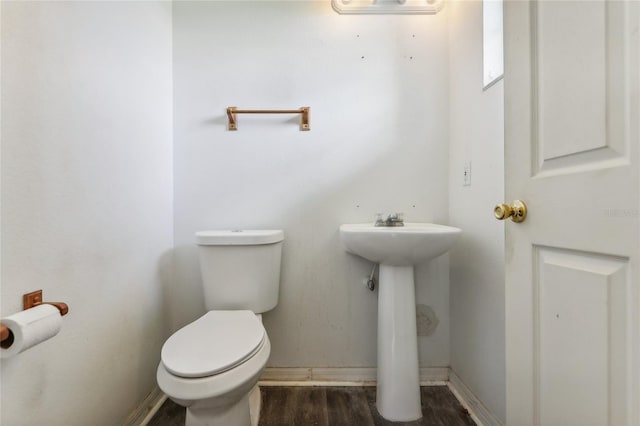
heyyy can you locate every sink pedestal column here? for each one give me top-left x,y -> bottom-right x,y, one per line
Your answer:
376,264 -> 422,421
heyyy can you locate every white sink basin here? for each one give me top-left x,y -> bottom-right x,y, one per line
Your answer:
339,222 -> 461,422
339,222 -> 461,266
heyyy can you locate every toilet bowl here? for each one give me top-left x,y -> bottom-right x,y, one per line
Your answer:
157,229 -> 284,426
157,311 -> 270,426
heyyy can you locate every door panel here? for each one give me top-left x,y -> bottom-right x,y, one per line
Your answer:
534,0 -> 629,176
504,1 -> 639,425
535,247 -> 629,426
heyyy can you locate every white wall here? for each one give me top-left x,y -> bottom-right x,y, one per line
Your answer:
0,2 -> 173,425
448,0 -> 505,422
172,1 -> 451,368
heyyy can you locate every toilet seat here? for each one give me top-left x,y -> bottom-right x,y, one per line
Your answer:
157,333 -> 271,405
161,310 -> 265,378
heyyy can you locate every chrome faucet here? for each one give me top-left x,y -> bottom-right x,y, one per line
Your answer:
374,213 -> 405,227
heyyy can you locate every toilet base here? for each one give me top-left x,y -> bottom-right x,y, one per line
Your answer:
186,394 -> 250,426
180,385 -> 261,426
249,385 -> 261,426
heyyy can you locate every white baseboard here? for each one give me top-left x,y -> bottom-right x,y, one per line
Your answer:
122,386 -> 166,426
448,370 -> 504,426
259,366 -> 449,386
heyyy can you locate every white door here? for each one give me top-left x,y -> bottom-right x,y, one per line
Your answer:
503,1 -> 639,425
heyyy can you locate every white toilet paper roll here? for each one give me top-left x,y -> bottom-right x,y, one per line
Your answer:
1,304 -> 62,359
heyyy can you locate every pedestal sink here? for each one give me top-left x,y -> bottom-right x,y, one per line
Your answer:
339,222 -> 462,422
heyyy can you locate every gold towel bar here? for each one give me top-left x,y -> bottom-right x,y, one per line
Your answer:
226,106 -> 310,131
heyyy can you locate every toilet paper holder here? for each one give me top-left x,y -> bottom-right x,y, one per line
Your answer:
0,290 -> 68,348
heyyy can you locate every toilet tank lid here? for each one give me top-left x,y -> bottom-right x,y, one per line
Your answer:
196,229 -> 284,245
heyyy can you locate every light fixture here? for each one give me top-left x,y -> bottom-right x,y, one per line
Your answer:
331,0 -> 444,15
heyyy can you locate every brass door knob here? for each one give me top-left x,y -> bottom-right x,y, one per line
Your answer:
494,200 -> 527,223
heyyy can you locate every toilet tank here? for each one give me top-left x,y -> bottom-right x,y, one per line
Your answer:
195,230 -> 283,313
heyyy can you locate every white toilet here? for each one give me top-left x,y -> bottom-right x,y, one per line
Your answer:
157,229 -> 284,426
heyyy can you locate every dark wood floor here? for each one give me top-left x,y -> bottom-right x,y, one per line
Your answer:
148,386 -> 476,426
